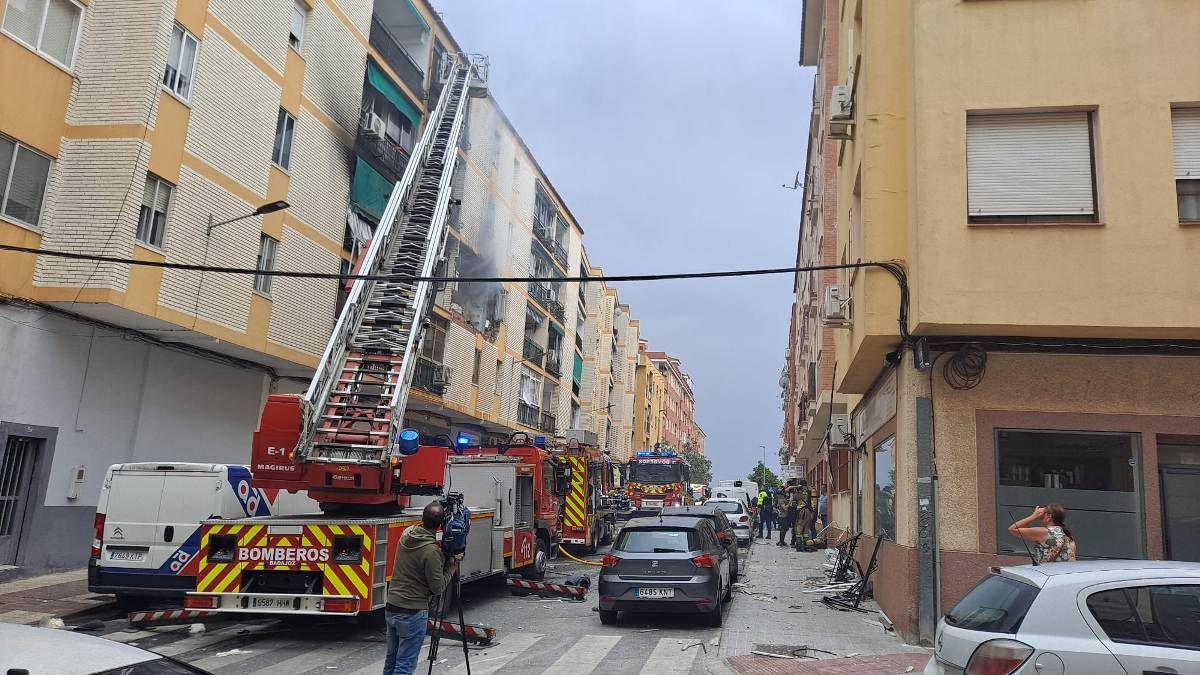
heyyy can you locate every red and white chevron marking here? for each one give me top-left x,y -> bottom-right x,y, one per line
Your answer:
505,577 -> 588,597
127,609 -> 218,626
427,619 -> 496,644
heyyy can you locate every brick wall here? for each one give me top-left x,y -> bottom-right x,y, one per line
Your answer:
185,30 -> 280,196
67,0 -> 171,127
287,108 -> 353,245
301,0 -> 367,133
208,0 -> 292,74
266,225 -> 338,356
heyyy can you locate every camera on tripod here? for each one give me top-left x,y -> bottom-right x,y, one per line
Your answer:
438,491 -> 471,556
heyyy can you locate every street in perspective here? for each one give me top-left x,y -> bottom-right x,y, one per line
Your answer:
2,1 -> 1200,675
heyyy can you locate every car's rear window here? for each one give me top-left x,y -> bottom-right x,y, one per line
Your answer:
711,501 -> 742,514
615,527 -> 699,553
944,573 -> 1039,633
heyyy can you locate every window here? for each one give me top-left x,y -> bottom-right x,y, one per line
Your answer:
0,136 -> 52,228
614,528 -> 698,553
995,429 -> 1141,559
254,234 -> 278,295
945,574 -> 1040,634
1171,108 -> 1200,223
289,0 -> 307,51
272,109 -> 296,170
136,175 -> 172,247
163,24 -> 199,101
519,366 -> 540,406
2,0 -> 83,68
1087,585 -> 1200,649
471,348 -> 481,384
365,89 -> 414,151
419,316 -> 448,362
966,111 -> 1097,223
874,436 -> 895,540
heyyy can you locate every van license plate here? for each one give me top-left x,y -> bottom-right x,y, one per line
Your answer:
251,597 -> 293,609
108,551 -> 145,562
637,587 -> 674,599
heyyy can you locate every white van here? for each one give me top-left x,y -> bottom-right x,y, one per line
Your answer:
88,463 -> 316,606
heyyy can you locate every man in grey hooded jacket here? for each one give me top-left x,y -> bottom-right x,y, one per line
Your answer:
383,501 -> 460,675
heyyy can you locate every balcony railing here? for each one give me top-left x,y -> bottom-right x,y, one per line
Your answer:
539,412 -> 557,434
413,356 -> 446,396
369,16 -> 425,99
356,129 -> 411,183
532,223 -> 568,270
522,337 -> 544,367
528,282 -> 565,323
545,299 -> 565,324
545,351 -> 562,378
517,401 -> 539,428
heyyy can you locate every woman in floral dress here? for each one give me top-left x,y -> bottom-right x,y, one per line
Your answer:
1008,503 -> 1078,562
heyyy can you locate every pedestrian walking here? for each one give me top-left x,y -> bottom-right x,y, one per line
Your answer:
756,489 -> 774,538
1008,503 -> 1078,563
383,501 -> 462,675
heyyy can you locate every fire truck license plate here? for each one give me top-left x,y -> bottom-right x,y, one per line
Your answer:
108,551 -> 145,562
250,597 -> 293,610
637,587 -> 674,599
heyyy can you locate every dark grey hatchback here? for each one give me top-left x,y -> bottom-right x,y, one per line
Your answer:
598,516 -> 732,626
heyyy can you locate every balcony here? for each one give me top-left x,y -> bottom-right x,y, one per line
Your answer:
369,15 -> 425,99
528,282 -> 565,324
523,337 -> 545,368
356,128 -> 411,184
532,223 -> 568,271
413,356 -> 445,396
545,352 -> 562,378
539,412 -> 557,435
517,401 -> 539,428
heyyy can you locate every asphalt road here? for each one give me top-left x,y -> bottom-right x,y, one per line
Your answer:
82,540 -> 734,674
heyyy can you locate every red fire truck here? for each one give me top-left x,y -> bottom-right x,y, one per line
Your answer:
624,449 -> 691,515
557,440 -> 617,553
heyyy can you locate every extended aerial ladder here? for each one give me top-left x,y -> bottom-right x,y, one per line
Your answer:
251,54 -> 489,510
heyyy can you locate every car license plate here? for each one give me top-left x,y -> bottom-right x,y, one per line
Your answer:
637,587 -> 674,599
250,597 -> 293,609
108,550 -> 145,562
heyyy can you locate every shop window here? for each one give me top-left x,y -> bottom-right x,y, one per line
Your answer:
995,429 -> 1142,559
874,436 -> 895,541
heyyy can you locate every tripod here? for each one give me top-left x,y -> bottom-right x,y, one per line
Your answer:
427,562 -> 471,675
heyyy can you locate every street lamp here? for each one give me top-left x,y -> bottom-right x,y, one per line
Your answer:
206,200 -> 290,236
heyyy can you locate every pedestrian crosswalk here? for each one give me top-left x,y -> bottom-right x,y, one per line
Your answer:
93,623 -> 710,674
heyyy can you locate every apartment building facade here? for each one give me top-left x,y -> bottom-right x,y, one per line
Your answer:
633,340 -> 665,453
640,349 -> 704,453
795,0 -> 1200,644
0,0 -> 644,573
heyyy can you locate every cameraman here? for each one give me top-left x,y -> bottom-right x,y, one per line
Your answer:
383,501 -> 462,675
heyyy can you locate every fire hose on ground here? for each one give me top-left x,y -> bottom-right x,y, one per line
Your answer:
556,544 -> 605,567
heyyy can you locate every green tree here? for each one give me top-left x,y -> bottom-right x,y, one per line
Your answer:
749,460 -> 781,489
680,442 -> 712,485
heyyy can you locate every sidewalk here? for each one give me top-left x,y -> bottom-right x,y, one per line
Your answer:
0,568 -> 111,625
713,537 -> 929,675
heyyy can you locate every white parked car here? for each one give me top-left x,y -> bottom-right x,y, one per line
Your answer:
0,623 -> 209,674
927,560 -> 1200,675
704,498 -> 752,546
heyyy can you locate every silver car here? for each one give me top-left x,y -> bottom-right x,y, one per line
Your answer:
927,560 -> 1200,675
0,623 -> 210,674
598,515 -> 732,627
704,498 -> 752,547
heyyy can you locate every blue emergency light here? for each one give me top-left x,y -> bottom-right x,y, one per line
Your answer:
398,428 -> 421,455
534,436 -> 547,448
454,433 -> 471,455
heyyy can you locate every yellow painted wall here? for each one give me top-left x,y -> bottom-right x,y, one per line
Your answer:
835,0 -> 1200,394
0,34 -> 73,157
909,0 -> 1200,340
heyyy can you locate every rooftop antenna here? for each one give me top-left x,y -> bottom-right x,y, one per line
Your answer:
782,171 -> 802,190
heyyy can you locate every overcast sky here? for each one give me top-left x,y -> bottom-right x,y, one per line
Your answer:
436,1 -> 813,484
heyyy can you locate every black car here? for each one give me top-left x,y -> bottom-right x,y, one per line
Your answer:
661,504 -> 739,582
598,516 -> 732,627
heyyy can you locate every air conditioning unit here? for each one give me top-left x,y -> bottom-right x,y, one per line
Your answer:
361,112 -> 386,139
829,414 -> 853,447
830,85 -> 853,120
489,290 -> 508,322
821,284 -> 848,325
433,365 -> 453,386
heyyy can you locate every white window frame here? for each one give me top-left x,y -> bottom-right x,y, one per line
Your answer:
1,0 -> 85,70
136,174 -> 173,249
272,109 -> 296,170
0,136 -> 53,230
162,23 -> 200,102
1171,107 -> 1200,224
289,0 -> 307,52
255,234 -> 279,295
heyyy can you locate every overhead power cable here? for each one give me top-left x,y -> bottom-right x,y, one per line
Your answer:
0,242 -> 912,338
